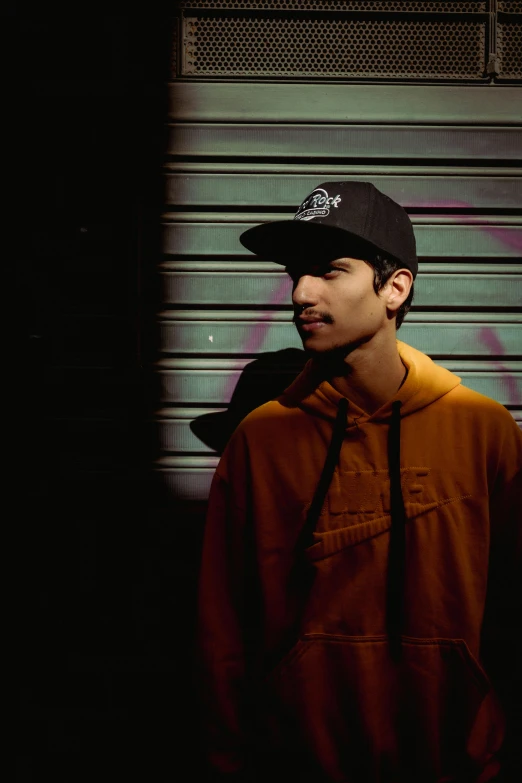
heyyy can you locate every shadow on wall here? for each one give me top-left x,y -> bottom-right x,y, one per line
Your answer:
191,348 -> 309,455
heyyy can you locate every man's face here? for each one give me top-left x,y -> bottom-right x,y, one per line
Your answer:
287,256 -> 389,355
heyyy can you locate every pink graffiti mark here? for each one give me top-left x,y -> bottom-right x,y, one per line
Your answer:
403,199 -> 522,252
479,224 -> 522,253
242,275 -> 293,355
479,327 -> 521,407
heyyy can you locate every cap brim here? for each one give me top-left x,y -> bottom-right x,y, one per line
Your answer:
240,220 -> 381,265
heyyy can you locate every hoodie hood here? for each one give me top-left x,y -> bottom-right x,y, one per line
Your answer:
280,340 -> 461,423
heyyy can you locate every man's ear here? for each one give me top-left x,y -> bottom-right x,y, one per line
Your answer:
385,269 -> 413,314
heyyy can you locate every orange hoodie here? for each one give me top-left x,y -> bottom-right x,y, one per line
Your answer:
197,341 -> 522,783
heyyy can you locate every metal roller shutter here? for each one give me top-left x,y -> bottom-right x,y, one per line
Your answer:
161,0 -> 522,502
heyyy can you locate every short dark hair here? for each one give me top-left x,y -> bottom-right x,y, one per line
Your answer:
367,254 -> 414,330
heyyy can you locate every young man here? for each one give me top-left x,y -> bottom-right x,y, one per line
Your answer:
196,181 -> 522,782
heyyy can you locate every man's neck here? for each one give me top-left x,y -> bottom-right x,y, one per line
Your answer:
322,341 -> 407,415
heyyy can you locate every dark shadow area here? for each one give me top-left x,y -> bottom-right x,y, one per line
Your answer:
15,10 -> 189,783
190,348 -> 308,455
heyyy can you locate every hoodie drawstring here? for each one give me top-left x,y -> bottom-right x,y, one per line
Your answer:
296,397 -> 349,551
386,400 -> 406,662
271,398 -> 349,672
294,397 -> 406,662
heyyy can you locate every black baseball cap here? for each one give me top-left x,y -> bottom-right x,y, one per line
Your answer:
240,180 -> 418,279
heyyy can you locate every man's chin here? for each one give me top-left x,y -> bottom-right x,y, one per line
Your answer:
300,336 -> 331,354
302,343 -> 335,355
302,340 -> 359,362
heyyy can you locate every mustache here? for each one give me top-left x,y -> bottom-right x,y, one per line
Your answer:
292,309 -> 335,325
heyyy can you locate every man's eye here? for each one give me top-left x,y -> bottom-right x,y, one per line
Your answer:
324,267 -> 342,277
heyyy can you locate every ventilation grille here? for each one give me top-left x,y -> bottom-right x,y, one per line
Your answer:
177,2 -> 521,84
498,1 -> 522,12
498,21 -> 522,77
182,16 -> 486,78
171,16 -> 179,76
180,1 -> 486,11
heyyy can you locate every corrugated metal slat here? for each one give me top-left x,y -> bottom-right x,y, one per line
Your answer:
161,222 -> 522,258
168,83 -> 522,123
162,261 -> 522,273
159,319 -> 521,357
164,172 -> 522,209
161,271 -> 522,307
167,124 -> 522,160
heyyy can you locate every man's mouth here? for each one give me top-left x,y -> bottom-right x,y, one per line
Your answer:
299,319 -> 327,332
295,312 -> 333,331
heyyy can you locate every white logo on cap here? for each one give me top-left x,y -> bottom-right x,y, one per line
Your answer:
295,188 -> 342,221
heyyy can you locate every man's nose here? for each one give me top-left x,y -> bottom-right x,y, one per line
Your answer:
292,274 -> 320,308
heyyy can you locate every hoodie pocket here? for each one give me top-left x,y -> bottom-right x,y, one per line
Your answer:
262,634 -> 503,783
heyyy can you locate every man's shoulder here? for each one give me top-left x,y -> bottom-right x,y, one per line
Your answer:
217,398 -> 306,474
222,397 -> 308,453
237,397 -> 302,432
447,382 -> 521,432
450,382 -> 513,411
